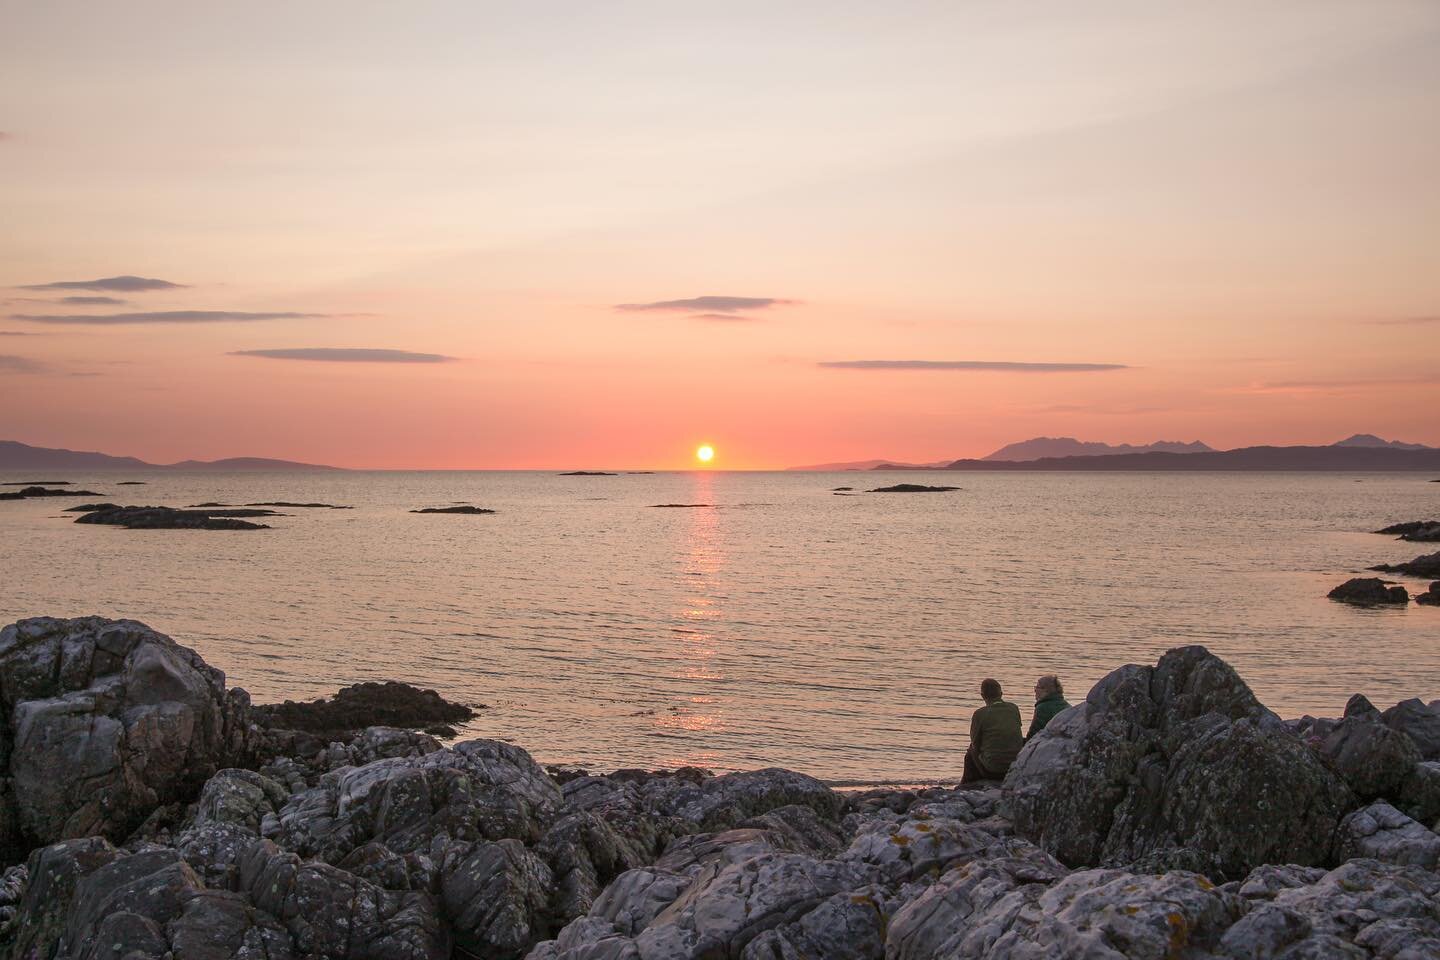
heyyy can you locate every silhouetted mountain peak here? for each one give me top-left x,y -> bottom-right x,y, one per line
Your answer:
982,437 -> 1214,462
1332,434 -> 1433,451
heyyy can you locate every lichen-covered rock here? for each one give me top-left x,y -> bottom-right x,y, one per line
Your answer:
267,738 -> 564,863
1003,645 -> 1356,880
0,616 -> 255,865
1335,803 -> 1440,869
1399,761 -> 1440,826
842,817 -> 1060,885
741,884 -> 890,960
1321,717 -> 1423,800
440,838 -> 553,959
1223,858 -> 1440,957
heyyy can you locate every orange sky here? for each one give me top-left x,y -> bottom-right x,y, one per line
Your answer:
2,2 -> 1438,469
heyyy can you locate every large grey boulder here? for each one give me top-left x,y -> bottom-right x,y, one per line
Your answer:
1222,858 -> 1440,958
1003,645 -> 1356,880
1335,803 -> 1440,870
0,616 -> 255,864
1383,698 -> 1440,760
1321,717 -> 1423,800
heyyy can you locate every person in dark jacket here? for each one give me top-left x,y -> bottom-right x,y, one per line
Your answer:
961,678 -> 1024,783
1027,674 -> 1070,740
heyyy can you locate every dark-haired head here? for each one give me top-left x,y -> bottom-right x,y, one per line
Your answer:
980,678 -> 1002,702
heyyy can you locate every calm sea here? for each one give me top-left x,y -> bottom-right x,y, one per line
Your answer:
2,470 -> 1436,783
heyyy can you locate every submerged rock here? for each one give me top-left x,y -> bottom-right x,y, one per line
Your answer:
73,505 -> 275,529
560,471 -> 617,476
252,680 -> 478,741
1371,551 -> 1440,578
868,484 -> 959,493
1416,582 -> 1440,606
61,502 -> 119,512
1328,577 -> 1410,604
1002,645 -> 1355,880
245,501 -> 352,508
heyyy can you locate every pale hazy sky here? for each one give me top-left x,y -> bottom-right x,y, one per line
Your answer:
2,1 -> 1438,468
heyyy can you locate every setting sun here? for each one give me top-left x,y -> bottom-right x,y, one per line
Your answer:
696,444 -> 715,463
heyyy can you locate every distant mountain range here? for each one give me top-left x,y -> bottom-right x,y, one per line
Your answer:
982,437 -> 1214,461
873,442 -> 1440,472
0,440 -> 341,472
796,435 -> 1437,472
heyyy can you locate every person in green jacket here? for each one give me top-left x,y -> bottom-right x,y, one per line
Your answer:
1027,674 -> 1071,740
961,678 -> 1024,783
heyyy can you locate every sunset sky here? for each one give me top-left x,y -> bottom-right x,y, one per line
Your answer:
2,1 -> 1438,469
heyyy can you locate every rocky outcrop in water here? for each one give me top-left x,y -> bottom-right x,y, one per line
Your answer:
251,681 -> 479,743
1377,520 -> 1440,542
1417,582 -> 1440,606
868,484 -> 959,493
410,506 -> 497,515
3,619 -> 1440,960
0,486 -> 103,500
73,505 -> 279,529
1371,551 -> 1440,578
1329,577 -> 1410,604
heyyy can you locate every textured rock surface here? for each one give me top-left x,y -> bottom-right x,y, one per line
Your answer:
1321,716 -> 1422,799
1336,803 -> 1440,869
1371,551 -> 1440,578
252,680 -> 478,742
0,616 -> 254,865
1003,645 -> 1356,880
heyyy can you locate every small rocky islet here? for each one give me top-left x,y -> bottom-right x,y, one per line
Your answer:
0,485 -> 104,501
2,616 -> 1439,958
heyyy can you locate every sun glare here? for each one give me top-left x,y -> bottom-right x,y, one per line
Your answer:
696,444 -> 715,463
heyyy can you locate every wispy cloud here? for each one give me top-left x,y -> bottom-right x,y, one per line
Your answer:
18,275 -> 186,292
819,360 -> 1129,372
12,310 -> 324,325
0,354 -> 43,373
59,296 -> 128,305
1229,376 -> 1440,395
0,331 -> 36,336
616,296 -> 795,313
1364,315 -> 1440,326
692,312 -> 757,322
230,348 -> 456,363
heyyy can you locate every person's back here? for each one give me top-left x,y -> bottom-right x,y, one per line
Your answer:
1027,674 -> 1071,740
972,698 -> 1024,774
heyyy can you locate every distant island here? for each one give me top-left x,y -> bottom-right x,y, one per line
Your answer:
0,440 -> 341,472
790,434 -> 1437,472
981,437 -> 1215,461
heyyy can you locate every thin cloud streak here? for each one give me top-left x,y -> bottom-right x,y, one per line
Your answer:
1364,315 -> 1440,326
12,311 -> 325,325
616,296 -> 795,312
60,296 -> 128,305
820,360 -> 1129,372
692,312 -> 756,322
18,275 -> 186,292
0,354 -> 43,372
230,348 -> 456,363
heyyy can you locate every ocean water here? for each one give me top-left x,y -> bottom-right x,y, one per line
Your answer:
1,469 -> 1436,783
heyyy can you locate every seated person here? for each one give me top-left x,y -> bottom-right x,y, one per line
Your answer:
961,678 -> 1023,783
1027,674 -> 1071,740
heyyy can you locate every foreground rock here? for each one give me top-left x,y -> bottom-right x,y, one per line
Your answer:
410,505 -> 496,514
252,680 -> 479,742
6,617 -> 1440,960
1417,582 -> 1440,606
1003,645 -> 1355,880
1377,519 -> 1440,542
1329,577 -> 1410,604
1371,551 -> 1440,578
0,617 -> 254,865
869,483 -> 959,493
73,505 -> 280,529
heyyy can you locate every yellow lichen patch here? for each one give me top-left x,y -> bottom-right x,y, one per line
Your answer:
851,894 -> 877,907
1196,877 -> 1214,890
891,833 -> 911,847
914,822 -> 933,833
1166,911 -> 1190,960
1122,905 -> 1139,915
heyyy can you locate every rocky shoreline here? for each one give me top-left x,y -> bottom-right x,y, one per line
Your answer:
1,617 -> 1438,958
